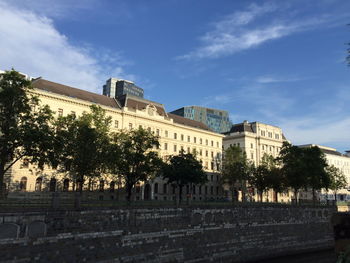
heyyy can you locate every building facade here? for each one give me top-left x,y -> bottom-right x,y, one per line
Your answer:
103,78 -> 144,98
223,120 -> 290,202
5,78 -> 224,201
170,106 -> 231,134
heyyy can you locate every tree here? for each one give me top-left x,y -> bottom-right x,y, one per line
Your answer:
110,127 -> 162,202
162,150 -> 207,204
0,70 -> 54,198
52,105 -> 112,191
250,164 -> 269,202
303,146 -> 330,203
327,165 -> 347,202
222,145 -> 252,203
278,142 -> 307,204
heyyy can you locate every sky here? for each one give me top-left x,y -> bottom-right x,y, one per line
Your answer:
1,0 -> 350,152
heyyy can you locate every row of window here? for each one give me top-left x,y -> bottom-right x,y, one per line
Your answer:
260,130 -> 280,140
136,183 -> 220,196
56,108 -> 220,149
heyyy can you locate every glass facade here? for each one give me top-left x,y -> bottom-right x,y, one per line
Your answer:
103,78 -> 144,99
170,106 -> 231,133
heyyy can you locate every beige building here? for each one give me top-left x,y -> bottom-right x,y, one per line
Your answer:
299,144 -> 350,202
223,120 -> 290,202
5,78 -> 224,201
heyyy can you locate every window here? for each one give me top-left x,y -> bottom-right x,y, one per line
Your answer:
172,185 -> 176,194
192,186 -> 196,194
217,142 -> 219,148
154,183 -> 158,194
205,150 -> 208,157
99,180 -> 104,192
216,186 -> 219,195
187,136 -> 190,142
174,144 -> 177,152
251,153 -> 254,159
211,162 -> 214,170
71,111 -> 76,119
35,177 -> 42,191
211,174 -> 214,181
211,141 -> 214,147
156,129 -> 160,136
187,147 -> 190,153
205,186 -> 208,195
163,184 -> 168,194
129,123 -> 133,129
275,134 -> 279,140
251,143 -> 253,149
268,132 -> 272,138
199,186 -> 202,195
211,151 -> 214,158
181,134 -> 184,141
206,139 -> 208,145
19,177 -> 27,191
139,125 -> 142,129
114,120 -> 119,128
262,145 -> 265,150
21,158 -> 29,169
63,178 -> 70,192
210,186 -> 214,195
58,108 -> 63,117
164,143 -> 168,151
261,130 -> 265,136
199,149 -> 202,156
165,130 -> 168,137
194,137 -> 197,143
147,127 -> 151,133
200,138 -> 202,144
174,133 -> 177,139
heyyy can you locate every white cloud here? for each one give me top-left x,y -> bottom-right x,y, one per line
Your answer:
178,3 -> 341,60
256,75 -> 305,84
0,1 -> 133,93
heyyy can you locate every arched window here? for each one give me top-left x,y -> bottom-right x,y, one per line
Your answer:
163,183 -> 167,194
135,182 -> 141,193
110,181 -> 115,192
63,179 -> 69,191
49,178 -> 57,192
19,177 -> 27,191
99,180 -> 104,192
154,183 -> 158,194
35,177 -> 42,191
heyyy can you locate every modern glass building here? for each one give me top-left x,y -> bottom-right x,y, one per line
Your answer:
103,78 -> 144,98
170,106 -> 231,133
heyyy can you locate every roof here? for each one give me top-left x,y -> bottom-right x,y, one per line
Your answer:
32,79 -> 120,109
227,122 -> 255,134
321,149 -> 343,156
168,113 -> 211,131
118,94 -> 167,117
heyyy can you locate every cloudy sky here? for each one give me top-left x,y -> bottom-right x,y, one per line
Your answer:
1,0 -> 350,152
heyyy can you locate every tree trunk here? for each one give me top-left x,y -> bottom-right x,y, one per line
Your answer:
334,191 -> 337,202
312,188 -> 316,206
259,192 -> 263,203
178,185 -> 183,205
294,189 -> 298,205
126,183 -> 132,203
274,191 -> 278,203
0,163 -> 5,199
231,188 -> 235,204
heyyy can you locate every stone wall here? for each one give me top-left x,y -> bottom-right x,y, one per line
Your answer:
0,205 -> 335,262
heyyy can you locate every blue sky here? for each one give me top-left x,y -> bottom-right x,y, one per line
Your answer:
1,0 -> 350,152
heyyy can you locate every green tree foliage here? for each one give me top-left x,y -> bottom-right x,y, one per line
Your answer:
250,164 -> 269,202
52,105 -> 112,191
222,145 -> 252,202
278,142 -> 308,203
162,150 -> 207,204
110,127 -> 162,202
0,70 -> 54,198
327,165 -> 347,202
303,146 -> 330,202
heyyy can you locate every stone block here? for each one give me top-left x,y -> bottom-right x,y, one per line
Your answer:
26,221 -> 47,238
0,223 -> 20,239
